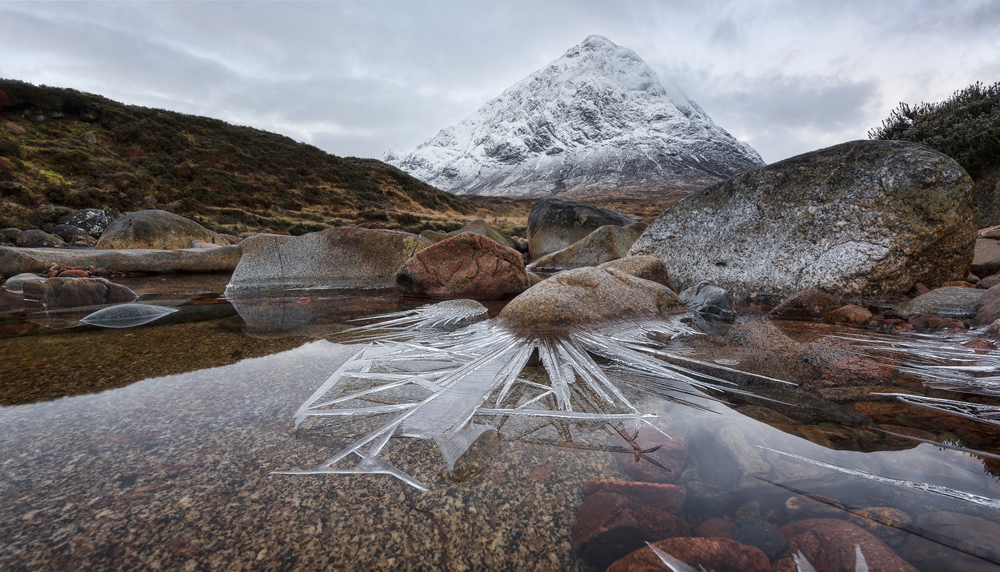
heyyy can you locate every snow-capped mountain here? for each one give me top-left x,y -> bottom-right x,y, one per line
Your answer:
383,35 -> 764,198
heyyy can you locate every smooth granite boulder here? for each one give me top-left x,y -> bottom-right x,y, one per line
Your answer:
529,224 -> 644,270
227,226 -> 430,296
629,140 -> 977,301
527,198 -> 635,260
395,232 -> 528,299
499,265 -> 686,331
95,210 -> 231,250
773,519 -> 917,572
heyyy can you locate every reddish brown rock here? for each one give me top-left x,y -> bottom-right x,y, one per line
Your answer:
942,280 -> 976,288
21,277 -> 137,308
607,537 -> 771,572
774,519 -> 917,572
57,269 -> 91,278
395,232 -> 528,299
813,355 -> 898,388
972,283 -> 1000,326
572,492 -> 692,570
898,511 -> 1000,572
696,519 -> 737,539
582,479 -> 686,514
770,290 -> 843,320
963,337 -> 996,352
5,121 -> 26,135
825,304 -> 873,326
911,283 -> 932,296
618,428 -> 688,483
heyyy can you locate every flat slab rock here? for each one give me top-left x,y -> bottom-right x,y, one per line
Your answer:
227,226 -> 430,296
0,245 -> 241,278
629,140 -> 977,301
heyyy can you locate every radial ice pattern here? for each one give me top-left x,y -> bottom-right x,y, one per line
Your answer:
383,35 -> 764,198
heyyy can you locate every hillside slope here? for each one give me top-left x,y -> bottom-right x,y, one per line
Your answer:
0,79 -> 472,234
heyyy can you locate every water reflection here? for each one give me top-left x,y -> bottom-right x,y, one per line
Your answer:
0,286 -> 998,571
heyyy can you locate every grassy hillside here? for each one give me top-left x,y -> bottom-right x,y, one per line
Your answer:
0,79 -> 481,235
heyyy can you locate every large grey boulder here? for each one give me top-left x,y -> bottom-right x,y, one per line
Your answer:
527,198 -> 635,260
629,140 -> 977,301
95,210 -> 230,250
226,226 -> 431,296
58,208 -> 116,238
529,224 -> 645,270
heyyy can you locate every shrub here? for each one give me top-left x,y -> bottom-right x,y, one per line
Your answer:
869,81 -> 1000,178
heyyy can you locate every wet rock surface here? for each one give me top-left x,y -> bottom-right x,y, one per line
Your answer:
395,232 -> 528,299
774,518 -> 918,572
527,198 -> 635,259
571,491 -> 692,570
617,428 -> 688,483
581,479 -> 687,515
95,210 -> 231,250
530,224 -> 643,270
896,286 -> 984,319
630,140 -> 977,301
606,537 -> 771,572
770,289 -> 843,320
825,304 -> 874,326
22,277 -> 137,308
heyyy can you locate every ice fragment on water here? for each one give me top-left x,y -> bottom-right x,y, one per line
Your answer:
758,446 -> 1000,510
80,303 -> 179,328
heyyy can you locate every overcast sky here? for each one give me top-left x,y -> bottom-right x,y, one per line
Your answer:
1,1 -> 998,164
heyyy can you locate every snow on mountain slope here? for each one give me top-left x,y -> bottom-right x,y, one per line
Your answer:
383,35 -> 765,198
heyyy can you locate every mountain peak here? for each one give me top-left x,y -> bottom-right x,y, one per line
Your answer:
384,37 -> 764,198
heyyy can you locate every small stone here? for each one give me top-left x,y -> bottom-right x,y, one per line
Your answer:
785,495 -> 846,519
680,281 -> 735,323
824,304 -> 873,326
696,519 -> 737,539
617,428 -> 688,484
81,131 -> 97,144
978,273 -> 1000,289
21,277 -> 137,308
847,507 -> 911,548
814,355 -> 898,388
942,280 -> 976,288
5,121 -> 26,135
582,479 -> 686,514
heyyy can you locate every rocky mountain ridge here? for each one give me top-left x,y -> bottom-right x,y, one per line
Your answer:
384,35 -> 764,198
